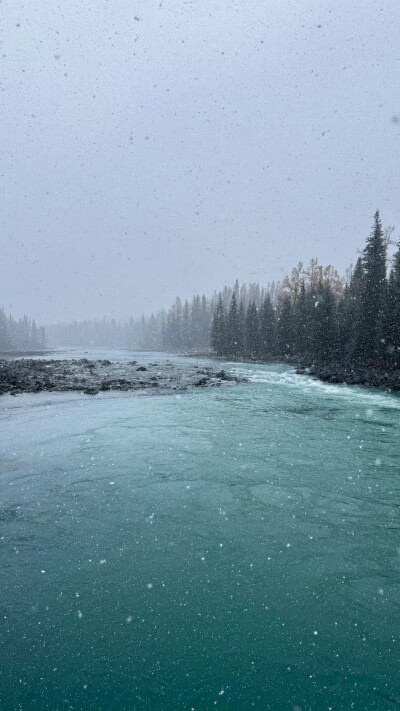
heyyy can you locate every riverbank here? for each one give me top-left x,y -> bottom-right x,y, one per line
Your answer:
0,357 -> 245,396
296,362 -> 400,391
187,351 -> 400,392
0,349 -> 54,358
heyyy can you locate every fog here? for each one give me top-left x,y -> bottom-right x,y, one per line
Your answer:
2,0 -> 399,323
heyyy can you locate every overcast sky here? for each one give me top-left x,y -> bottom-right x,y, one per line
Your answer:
1,0 -> 400,323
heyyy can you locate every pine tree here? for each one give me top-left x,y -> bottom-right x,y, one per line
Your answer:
38,326 -> 47,350
191,295 -> 201,347
20,316 -> 31,350
211,294 -> 226,356
337,285 -> 349,361
340,257 -> 364,362
259,295 -> 276,358
0,309 -> 11,350
237,299 -> 245,357
200,295 -> 210,348
182,300 -> 191,350
174,297 -> 183,348
277,295 -> 294,356
245,302 -> 260,358
294,282 -> 309,356
31,320 -> 38,348
356,211 -> 387,361
384,242 -> 400,365
227,293 -> 240,357
313,283 -> 337,362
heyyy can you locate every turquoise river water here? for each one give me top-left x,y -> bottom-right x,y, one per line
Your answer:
0,351 -> 399,711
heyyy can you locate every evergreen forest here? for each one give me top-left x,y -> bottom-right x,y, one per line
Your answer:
4,212 -> 400,374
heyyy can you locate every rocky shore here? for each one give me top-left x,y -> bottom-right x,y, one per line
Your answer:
296,363 -> 400,391
0,358 -> 245,397
201,352 -> 400,392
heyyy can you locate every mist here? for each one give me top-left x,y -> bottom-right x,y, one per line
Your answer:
2,0 -> 400,323
2,4 -> 400,708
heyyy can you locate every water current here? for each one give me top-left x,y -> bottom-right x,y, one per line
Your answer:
1,350 -> 399,710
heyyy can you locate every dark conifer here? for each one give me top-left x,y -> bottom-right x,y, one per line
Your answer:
384,242 -> 400,365
237,299 -> 246,357
314,283 -> 337,362
356,211 -> 387,361
277,295 -> 294,356
294,282 -> 309,356
211,294 -> 226,356
227,293 -> 240,357
259,295 -> 276,358
245,302 -> 260,358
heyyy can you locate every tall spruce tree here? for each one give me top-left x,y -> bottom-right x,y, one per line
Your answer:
259,295 -> 276,358
0,309 -> 11,350
211,294 -> 226,356
237,299 -> 246,357
392,243 -> 400,358
294,282 -> 309,356
356,211 -> 387,361
384,241 -> 400,365
277,295 -> 294,355
182,300 -> 191,350
227,293 -> 240,357
245,302 -> 260,358
314,282 -> 337,362
340,257 -> 364,362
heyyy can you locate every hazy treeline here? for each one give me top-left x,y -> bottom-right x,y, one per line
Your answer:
47,310 -> 208,351
46,318 -> 128,349
43,211 -> 400,370
0,309 -> 46,351
133,284 -> 282,352
139,295 -> 212,352
211,212 -> 400,368
47,283 -> 281,352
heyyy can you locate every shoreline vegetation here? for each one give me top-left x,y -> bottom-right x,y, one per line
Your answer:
296,362 -> 400,390
184,352 -> 400,391
208,213 -> 400,391
1,350 -> 399,396
1,212 -> 399,394
186,210 -> 400,392
0,312 -> 46,352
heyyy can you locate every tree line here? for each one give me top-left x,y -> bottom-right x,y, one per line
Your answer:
39,210 -> 400,369
47,283 -> 278,352
0,309 -> 46,351
46,318 -> 127,349
211,212 -> 400,368
135,284 -> 281,352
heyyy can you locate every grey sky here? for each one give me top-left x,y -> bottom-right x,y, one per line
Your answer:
2,0 -> 400,323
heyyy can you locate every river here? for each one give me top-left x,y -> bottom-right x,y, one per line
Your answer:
1,351 -> 399,710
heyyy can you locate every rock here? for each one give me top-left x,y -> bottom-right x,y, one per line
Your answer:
297,361 -> 400,391
215,370 -> 236,381
0,357 -> 247,397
